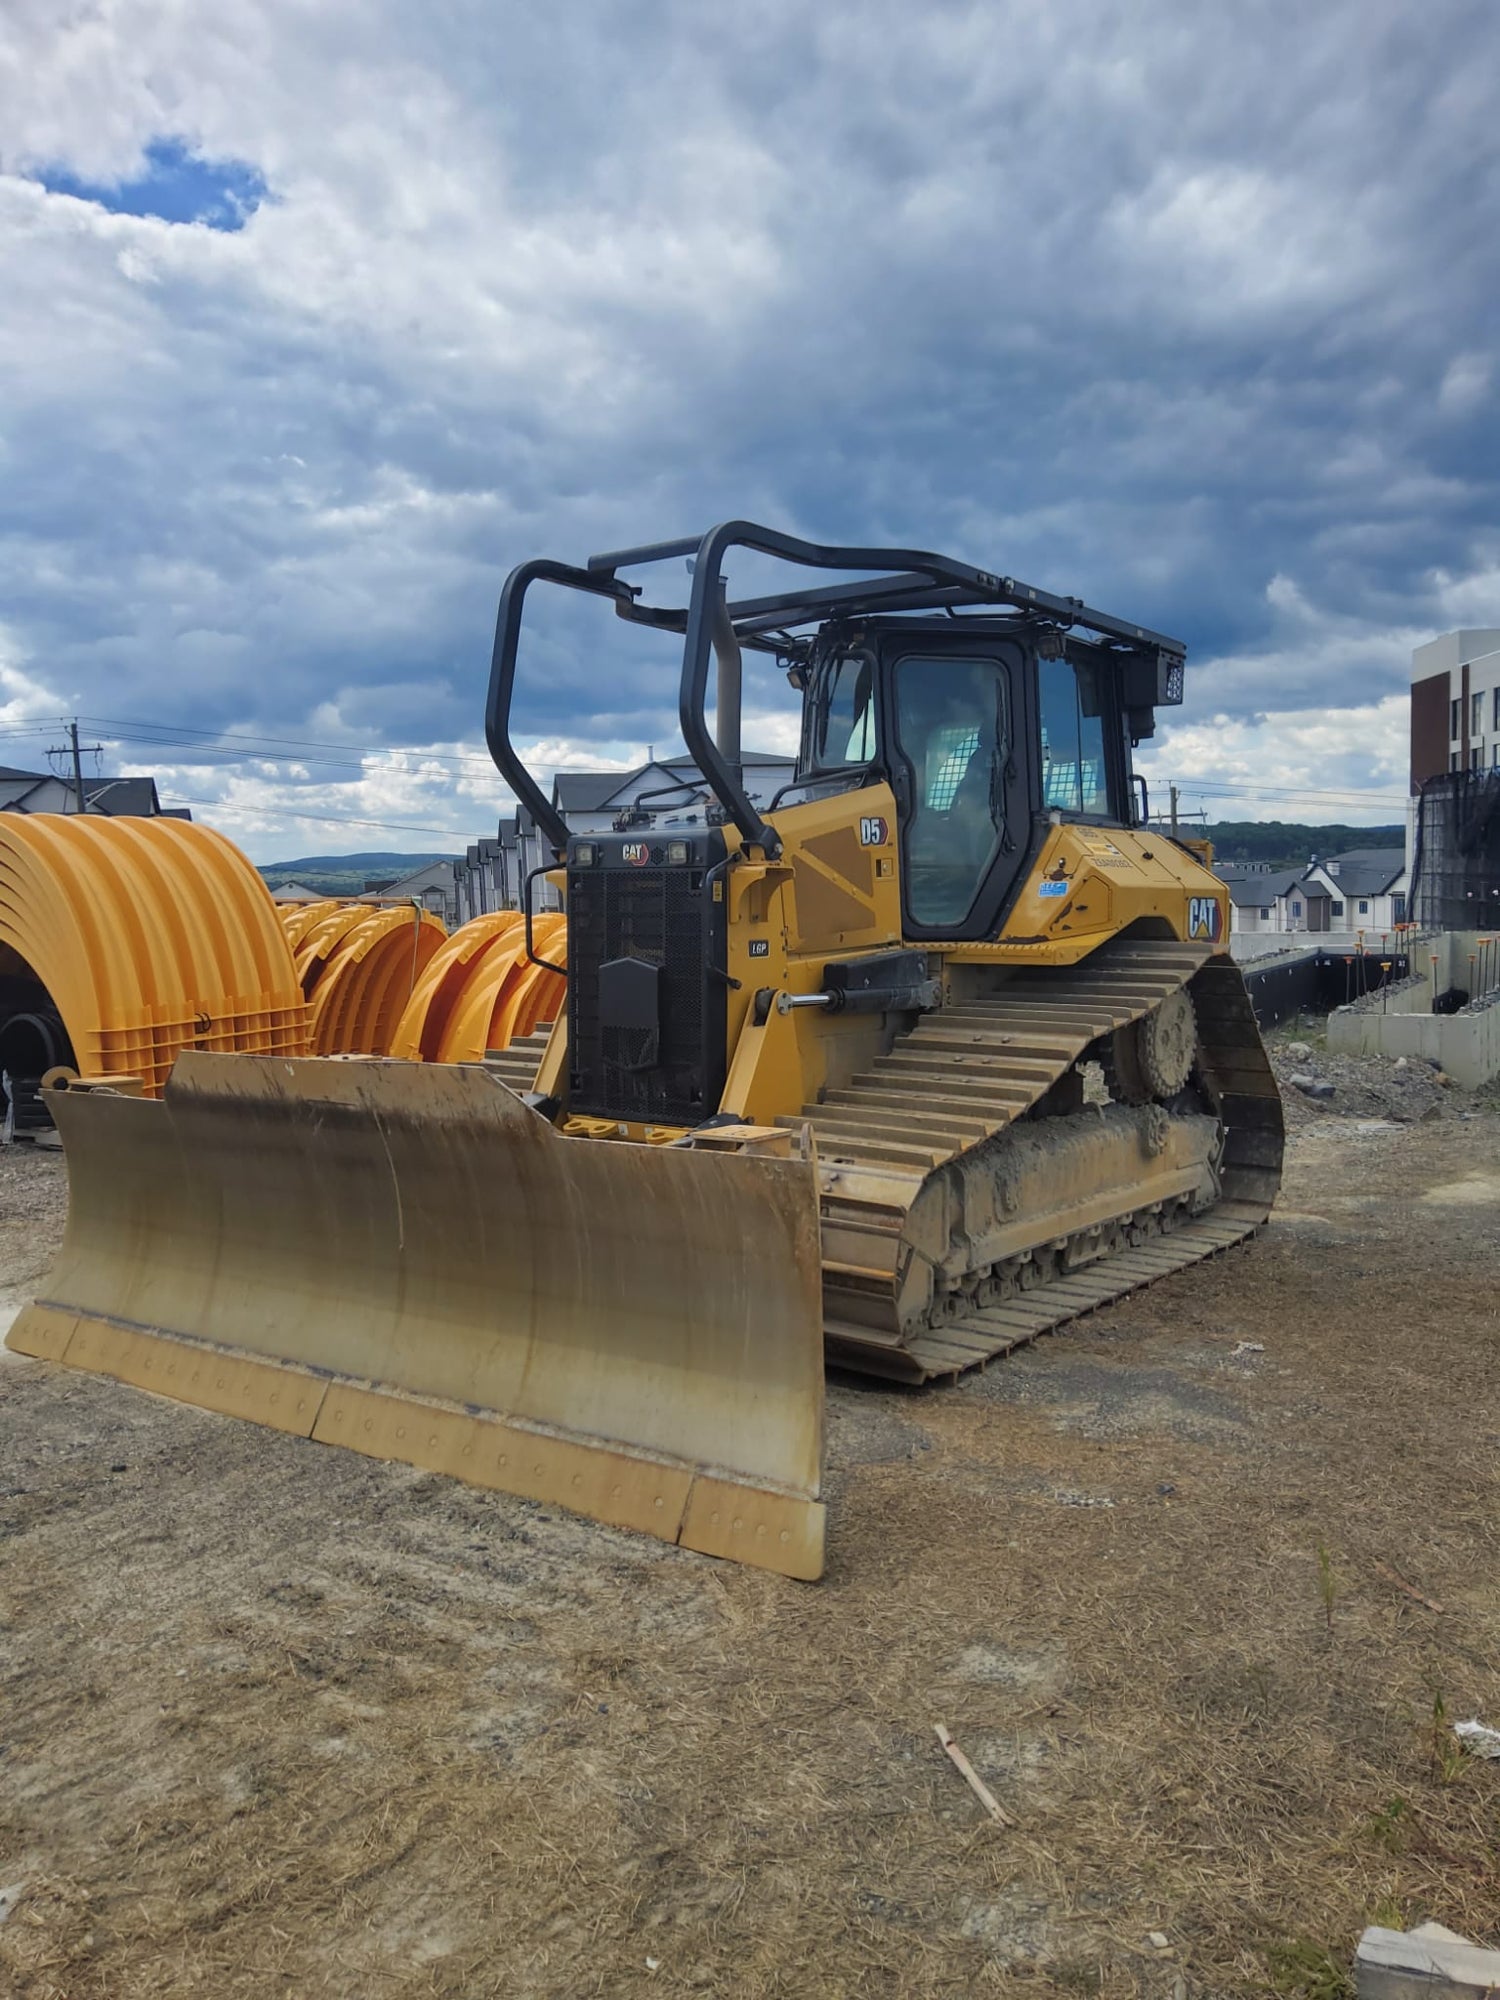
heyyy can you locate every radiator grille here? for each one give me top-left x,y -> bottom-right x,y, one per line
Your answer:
568,856 -> 725,1125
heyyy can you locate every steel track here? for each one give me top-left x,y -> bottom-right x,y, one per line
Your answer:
789,939 -> 1284,1382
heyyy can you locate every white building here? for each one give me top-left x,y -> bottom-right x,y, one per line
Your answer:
1219,851 -> 1407,949
1222,868 -> 1325,937
1302,850 -> 1409,935
0,766 -> 182,818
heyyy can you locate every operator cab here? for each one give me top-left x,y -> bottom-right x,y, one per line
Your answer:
485,523 -> 1186,1124
793,620 -> 1144,942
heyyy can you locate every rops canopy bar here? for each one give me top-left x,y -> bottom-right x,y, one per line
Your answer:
486,520 -> 1187,860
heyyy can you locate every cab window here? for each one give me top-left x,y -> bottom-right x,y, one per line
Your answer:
807,654 -> 876,770
1039,657 -> 1109,815
892,656 -> 1009,927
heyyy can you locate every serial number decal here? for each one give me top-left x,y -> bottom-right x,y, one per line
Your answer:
858,815 -> 889,846
1188,894 -> 1222,941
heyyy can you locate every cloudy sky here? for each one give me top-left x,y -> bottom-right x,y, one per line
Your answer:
1,0 -> 1496,859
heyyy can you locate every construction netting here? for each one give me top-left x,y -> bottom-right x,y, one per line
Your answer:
1411,772 -> 1500,932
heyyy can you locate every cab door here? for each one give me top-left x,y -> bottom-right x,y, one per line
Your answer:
886,641 -> 1031,942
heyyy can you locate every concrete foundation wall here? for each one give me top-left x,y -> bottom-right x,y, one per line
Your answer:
1355,978 -> 1432,1018
1328,995 -> 1500,1086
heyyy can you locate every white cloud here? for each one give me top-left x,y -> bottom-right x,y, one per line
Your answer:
1439,352 -> 1490,416
0,0 -> 1495,858
1140,696 -> 1409,826
0,627 -> 65,727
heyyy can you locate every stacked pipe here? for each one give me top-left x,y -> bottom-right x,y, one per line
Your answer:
390,910 -> 567,1062
282,900 -> 447,1056
279,902 -> 567,1064
0,814 -> 310,1098
0,815 -> 567,1137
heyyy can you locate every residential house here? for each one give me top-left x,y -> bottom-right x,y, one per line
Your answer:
1302,850 -> 1409,936
374,855 -> 468,927
1221,868 -> 1325,937
0,766 -> 186,818
1217,849 -> 1407,946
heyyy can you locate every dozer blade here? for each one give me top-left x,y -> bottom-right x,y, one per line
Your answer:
8,1055 -> 826,1578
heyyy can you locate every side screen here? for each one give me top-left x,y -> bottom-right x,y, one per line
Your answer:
1038,657 -> 1110,815
805,653 -> 877,773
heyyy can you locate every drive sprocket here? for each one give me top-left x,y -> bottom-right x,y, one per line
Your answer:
1103,988 -> 1198,1105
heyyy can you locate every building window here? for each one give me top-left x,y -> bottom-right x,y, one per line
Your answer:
1474,691 -> 1485,733
1494,688 -> 1500,730
1331,899 -> 1344,917
1472,746 -> 1483,771
1393,894 -> 1406,921
1494,743 -> 1500,768
1291,901 -> 1302,917
1452,697 -> 1462,739
1358,899 -> 1369,914
1452,751 -> 1461,771
1259,906 -> 1270,919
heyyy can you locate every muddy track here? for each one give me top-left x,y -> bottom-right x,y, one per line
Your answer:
798,941 -> 1284,1381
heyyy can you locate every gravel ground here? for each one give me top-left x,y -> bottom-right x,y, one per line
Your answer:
2,1071 -> 1499,1998
1263,1019 -> 1500,1128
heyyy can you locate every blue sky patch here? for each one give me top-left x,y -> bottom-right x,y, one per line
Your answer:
36,137 -> 267,231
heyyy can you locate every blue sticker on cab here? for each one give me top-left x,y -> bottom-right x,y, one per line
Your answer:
1038,880 -> 1069,898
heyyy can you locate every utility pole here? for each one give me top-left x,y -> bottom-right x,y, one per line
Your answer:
47,720 -> 106,812
1169,783 -> 1180,836
68,720 -> 87,814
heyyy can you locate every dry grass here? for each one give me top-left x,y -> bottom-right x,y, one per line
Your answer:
2,1107 -> 1499,1996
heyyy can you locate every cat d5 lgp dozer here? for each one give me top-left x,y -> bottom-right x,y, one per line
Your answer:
10,523 -> 1282,1579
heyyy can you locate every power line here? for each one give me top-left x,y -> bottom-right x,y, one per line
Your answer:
1162,780 -> 1407,811
79,714 -> 504,773
161,795 -> 473,837
0,714 -> 506,775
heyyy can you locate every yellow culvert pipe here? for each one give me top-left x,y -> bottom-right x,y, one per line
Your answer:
389,910 -> 567,1063
0,814 -> 309,1095
281,901 -> 447,1056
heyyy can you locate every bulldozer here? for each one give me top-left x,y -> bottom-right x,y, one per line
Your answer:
8,523 -> 1282,1580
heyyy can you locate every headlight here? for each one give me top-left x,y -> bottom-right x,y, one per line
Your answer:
573,842 -> 597,867
665,839 -> 690,866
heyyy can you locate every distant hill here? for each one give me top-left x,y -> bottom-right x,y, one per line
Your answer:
258,850 -> 459,898
258,851 -> 458,875
1195,821 -> 1403,866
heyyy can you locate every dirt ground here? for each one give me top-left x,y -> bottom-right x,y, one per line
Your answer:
3,1036 -> 1499,1999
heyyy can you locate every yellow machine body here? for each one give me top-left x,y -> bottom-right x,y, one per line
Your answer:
700,785 -> 1230,1134
7,530 -> 1278,1581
